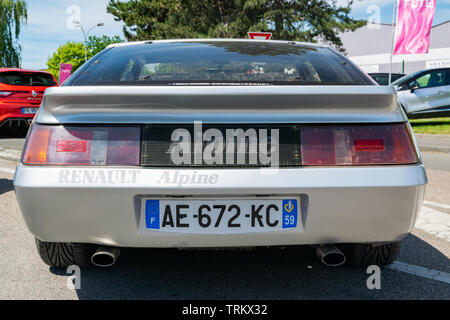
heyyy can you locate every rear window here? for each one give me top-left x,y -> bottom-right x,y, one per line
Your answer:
369,74 -> 404,85
370,75 -> 389,86
66,41 -> 372,86
0,72 -> 57,86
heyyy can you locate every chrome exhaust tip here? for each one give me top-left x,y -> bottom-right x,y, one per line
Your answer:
316,245 -> 346,267
91,246 -> 120,267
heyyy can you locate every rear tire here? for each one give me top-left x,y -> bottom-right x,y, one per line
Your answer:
35,238 -> 96,268
339,241 -> 402,267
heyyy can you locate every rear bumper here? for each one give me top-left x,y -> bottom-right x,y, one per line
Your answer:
13,164 -> 427,247
0,103 -> 37,127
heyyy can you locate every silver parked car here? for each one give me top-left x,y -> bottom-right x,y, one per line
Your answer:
391,68 -> 450,117
14,39 -> 427,268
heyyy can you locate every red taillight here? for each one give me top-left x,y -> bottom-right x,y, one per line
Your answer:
354,139 -> 384,152
301,124 -> 419,166
22,125 -> 141,166
56,140 -> 87,153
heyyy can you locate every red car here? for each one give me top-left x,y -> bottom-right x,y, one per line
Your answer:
0,68 -> 58,129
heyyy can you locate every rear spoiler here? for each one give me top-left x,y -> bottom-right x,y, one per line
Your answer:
36,85 -> 405,124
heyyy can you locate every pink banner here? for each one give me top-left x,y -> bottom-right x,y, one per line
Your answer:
394,0 -> 436,55
59,63 -> 73,84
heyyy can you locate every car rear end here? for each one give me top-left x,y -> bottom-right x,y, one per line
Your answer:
0,69 -> 57,129
13,40 -> 427,267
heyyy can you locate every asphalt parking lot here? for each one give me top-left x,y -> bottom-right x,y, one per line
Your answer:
0,128 -> 448,300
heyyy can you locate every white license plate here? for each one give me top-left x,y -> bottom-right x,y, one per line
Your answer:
140,198 -> 301,234
21,108 -> 39,114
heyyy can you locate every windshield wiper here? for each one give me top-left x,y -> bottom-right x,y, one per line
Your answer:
138,75 -> 152,81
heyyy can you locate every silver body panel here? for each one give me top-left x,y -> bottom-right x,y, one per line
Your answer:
14,165 -> 426,247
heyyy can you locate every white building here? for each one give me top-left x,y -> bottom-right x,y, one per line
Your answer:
339,21 -> 450,74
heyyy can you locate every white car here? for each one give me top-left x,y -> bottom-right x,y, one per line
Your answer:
392,68 -> 450,117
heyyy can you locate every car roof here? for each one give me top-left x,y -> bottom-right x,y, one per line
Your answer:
412,67 -> 450,73
368,73 -> 405,75
392,67 -> 450,85
106,38 -> 326,49
0,68 -> 53,75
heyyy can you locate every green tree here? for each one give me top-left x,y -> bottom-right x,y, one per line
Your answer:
85,35 -> 123,56
47,35 -> 123,81
107,0 -> 365,51
47,42 -> 85,82
0,0 -> 27,68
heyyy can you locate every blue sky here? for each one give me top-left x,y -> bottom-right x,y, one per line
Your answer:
19,0 -> 124,70
18,0 -> 450,70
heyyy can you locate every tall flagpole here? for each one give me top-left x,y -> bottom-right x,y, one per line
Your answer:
389,0 -> 397,85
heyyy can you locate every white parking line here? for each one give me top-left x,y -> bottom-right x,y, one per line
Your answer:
423,201 -> 450,211
416,206 -> 450,242
0,166 -> 15,174
0,148 -> 22,159
387,261 -> 450,285
0,159 -> 17,175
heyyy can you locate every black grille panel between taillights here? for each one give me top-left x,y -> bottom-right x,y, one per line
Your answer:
141,124 -> 301,167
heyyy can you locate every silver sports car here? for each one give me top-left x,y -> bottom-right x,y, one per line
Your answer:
14,39 -> 427,268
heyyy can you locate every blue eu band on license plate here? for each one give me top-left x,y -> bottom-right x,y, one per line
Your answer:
143,198 -> 300,234
146,200 -> 160,229
21,108 -> 38,114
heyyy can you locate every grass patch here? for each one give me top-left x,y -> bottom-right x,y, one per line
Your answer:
409,117 -> 450,134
